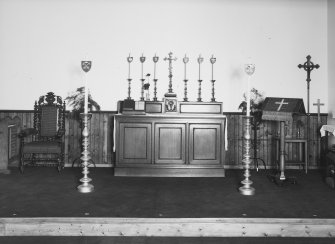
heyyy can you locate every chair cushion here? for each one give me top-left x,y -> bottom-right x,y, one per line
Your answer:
23,141 -> 61,154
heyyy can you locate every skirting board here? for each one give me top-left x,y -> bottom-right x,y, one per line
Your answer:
1,217 -> 335,237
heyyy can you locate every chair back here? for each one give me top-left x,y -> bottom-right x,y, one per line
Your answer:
34,92 -> 66,140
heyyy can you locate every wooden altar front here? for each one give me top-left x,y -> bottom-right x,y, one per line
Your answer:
114,102 -> 226,177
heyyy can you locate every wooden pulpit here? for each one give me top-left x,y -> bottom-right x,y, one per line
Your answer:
0,116 -> 21,174
262,97 -> 306,183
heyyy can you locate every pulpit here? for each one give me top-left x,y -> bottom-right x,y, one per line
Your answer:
0,116 -> 21,173
262,97 -> 306,184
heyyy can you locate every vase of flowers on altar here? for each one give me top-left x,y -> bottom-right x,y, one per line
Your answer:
144,73 -> 151,101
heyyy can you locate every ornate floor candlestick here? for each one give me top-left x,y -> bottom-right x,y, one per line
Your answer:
239,63 -> 256,196
127,54 -> 133,100
140,54 -> 146,101
78,61 -> 94,193
183,55 -> 189,102
164,52 -> 177,97
197,55 -> 204,102
210,55 -> 216,102
239,115 -> 255,195
153,54 -> 159,101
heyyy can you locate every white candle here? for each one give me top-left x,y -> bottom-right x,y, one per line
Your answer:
84,76 -> 88,114
246,75 -> 250,116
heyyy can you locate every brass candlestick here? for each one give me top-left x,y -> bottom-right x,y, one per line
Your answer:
183,55 -> 189,102
140,54 -> 146,101
239,115 -> 255,195
197,55 -> 204,102
127,54 -> 133,99
77,113 -> 94,193
210,55 -> 216,102
153,55 -> 159,101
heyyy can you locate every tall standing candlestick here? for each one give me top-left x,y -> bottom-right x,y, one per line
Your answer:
239,62 -> 256,196
197,55 -> 204,102
78,61 -> 94,194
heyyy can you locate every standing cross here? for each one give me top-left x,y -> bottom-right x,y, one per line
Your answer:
298,55 -> 320,114
275,99 -> 289,111
313,99 -> 324,124
164,52 -> 177,95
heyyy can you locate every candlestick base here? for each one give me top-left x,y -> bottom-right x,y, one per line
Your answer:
77,183 -> 94,193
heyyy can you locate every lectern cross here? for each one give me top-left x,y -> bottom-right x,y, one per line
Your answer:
164,52 -> 177,95
275,99 -> 288,111
298,55 -> 320,113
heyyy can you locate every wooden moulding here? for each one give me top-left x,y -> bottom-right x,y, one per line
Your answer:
1,217 -> 335,237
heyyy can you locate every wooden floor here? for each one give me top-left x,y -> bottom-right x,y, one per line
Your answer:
1,167 -> 335,239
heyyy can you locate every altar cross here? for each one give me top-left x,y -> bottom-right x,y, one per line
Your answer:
298,55 -> 320,113
313,98 -> 324,124
164,52 -> 177,96
275,99 -> 289,111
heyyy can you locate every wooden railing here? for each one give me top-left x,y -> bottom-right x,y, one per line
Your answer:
0,110 -> 327,169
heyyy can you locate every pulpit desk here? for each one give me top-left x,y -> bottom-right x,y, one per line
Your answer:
114,113 -> 226,177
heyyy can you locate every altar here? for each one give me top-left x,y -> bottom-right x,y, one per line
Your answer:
114,111 -> 226,177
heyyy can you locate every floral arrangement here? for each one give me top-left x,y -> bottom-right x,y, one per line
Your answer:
65,86 -> 101,119
238,88 -> 265,125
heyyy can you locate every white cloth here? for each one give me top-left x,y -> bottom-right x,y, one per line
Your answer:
320,125 -> 335,137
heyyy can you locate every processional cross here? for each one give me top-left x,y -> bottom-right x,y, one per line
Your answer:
164,52 -> 177,97
298,55 -> 320,114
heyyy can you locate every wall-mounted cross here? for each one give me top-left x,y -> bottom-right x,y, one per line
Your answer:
275,99 -> 289,111
313,98 -> 324,124
298,55 -> 320,114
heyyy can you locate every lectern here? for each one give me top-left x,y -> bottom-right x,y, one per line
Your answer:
262,97 -> 306,184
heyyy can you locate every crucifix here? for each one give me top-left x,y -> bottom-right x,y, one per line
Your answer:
313,99 -> 324,125
164,52 -> 177,97
298,55 -> 320,114
275,99 -> 288,111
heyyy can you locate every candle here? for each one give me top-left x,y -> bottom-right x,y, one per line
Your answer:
153,54 -> 159,80
140,54 -> 146,80
84,78 -> 88,114
244,63 -> 255,117
81,61 -> 92,114
246,76 -> 250,116
210,55 -> 216,81
197,55 -> 203,80
127,54 -> 133,80
183,54 -> 189,80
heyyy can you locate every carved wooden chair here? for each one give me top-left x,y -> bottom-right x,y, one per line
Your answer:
19,92 -> 66,173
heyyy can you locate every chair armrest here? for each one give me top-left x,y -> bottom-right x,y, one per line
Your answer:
19,128 -> 38,138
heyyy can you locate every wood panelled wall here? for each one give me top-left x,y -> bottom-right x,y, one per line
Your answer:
0,110 -> 327,169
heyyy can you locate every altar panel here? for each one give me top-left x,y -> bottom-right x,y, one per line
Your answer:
189,124 -> 221,165
155,123 -> 186,164
118,123 -> 152,164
